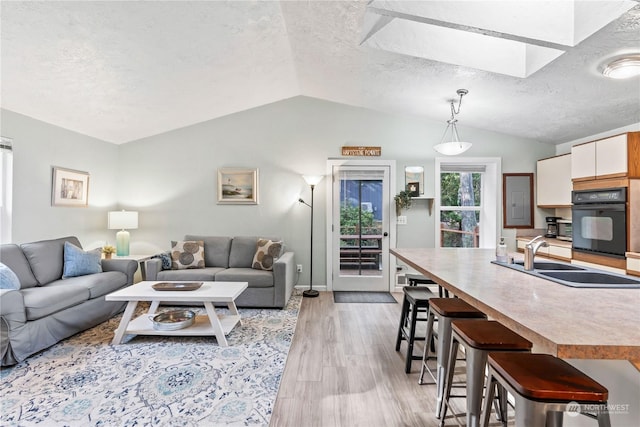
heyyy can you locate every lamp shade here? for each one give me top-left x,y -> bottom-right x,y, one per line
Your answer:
108,211 -> 138,230
302,175 -> 323,186
433,120 -> 472,156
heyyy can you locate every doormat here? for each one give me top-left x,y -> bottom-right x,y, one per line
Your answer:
333,291 -> 397,303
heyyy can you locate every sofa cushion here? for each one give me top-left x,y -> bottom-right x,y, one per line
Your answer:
21,236 -> 81,285
252,239 -> 283,271
0,262 -> 21,290
0,244 -> 38,288
62,242 -> 103,278
171,240 -> 205,269
215,268 -> 274,288
229,236 -> 259,268
21,283 -> 90,321
184,235 -> 231,268
157,267 -> 224,281
51,271 -> 127,299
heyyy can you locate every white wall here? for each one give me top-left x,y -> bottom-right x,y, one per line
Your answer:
1,109 -> 120,247
118,96 -> 554,286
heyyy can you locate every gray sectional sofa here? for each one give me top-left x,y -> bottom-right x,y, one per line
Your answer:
144,235 -> 296,309
0,236 -> 138,366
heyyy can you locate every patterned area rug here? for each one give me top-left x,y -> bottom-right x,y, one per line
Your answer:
0,295 -> 301,427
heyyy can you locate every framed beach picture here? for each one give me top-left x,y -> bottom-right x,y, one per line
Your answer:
217,168 -> 259,204
51,167 -> 90,207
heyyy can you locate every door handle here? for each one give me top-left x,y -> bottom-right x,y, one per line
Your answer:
383,232 -> 388,237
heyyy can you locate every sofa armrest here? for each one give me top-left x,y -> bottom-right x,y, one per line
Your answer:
273,251 -> 296,308
0,289 -> 26,330
101,259 -> 138,285
143,258 -> 163,281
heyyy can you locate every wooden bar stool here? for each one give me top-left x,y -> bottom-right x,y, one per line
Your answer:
481,352 -> 611,427
440,320 -> 533,427
418,298 -> 486,419
395,286 -> 434,373
405,273 -> 450,297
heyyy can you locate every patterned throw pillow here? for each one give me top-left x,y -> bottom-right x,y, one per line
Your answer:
62,242 -> 103,278
252,239 -> 283,271
151,251 -> 172,270
171,241 -> 205,270
0,262 -> 20,290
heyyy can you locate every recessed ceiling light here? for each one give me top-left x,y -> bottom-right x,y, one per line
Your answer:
602,55 -> 640,79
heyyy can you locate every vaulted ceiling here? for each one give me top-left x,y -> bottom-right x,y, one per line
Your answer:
2,1 -> 639,145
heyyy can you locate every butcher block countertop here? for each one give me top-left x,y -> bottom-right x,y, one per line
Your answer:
392,248 -> 640,371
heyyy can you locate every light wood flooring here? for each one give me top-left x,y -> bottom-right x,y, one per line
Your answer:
270,291 -> 503,427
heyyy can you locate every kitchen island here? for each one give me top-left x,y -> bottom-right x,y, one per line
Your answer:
391,247 -> 640,367
392,247 -> 640,425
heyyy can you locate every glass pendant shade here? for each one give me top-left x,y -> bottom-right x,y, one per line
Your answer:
433,119 -> 472,156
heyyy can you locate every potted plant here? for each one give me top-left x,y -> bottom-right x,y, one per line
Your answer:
102,245 -> 116,259
394,190 -> 412,216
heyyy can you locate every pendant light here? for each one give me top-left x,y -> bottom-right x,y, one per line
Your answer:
433,89 -> 472,156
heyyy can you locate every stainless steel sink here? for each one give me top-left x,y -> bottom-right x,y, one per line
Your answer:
492,260 -> 640,289
538,271 -> 640,287
513,261 -> 585,271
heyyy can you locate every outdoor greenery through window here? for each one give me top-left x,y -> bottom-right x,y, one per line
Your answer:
440,171 -> 482,247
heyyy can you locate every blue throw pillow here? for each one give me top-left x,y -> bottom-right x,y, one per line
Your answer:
0,262 -> 20,290
62,241 -> 102,278
151,251 -> 172,270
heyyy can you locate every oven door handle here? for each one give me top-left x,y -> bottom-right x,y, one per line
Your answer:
572,203 -> 625,211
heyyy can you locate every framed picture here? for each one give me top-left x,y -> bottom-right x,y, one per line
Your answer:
217,168 -> 259,204
503,173 -> 533,228
406,181 -> 420,197
51,167 -> 90,207
405,166 -> 424,195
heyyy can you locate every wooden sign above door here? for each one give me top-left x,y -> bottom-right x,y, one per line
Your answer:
341,146 -> 381,156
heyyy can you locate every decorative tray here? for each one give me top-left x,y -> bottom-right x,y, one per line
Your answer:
152,282 -> 203,291
150,310 -> 196,331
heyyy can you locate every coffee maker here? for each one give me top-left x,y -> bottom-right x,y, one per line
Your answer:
545,216 -> 562,238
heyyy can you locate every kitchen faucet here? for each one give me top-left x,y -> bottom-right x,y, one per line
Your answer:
524,235 -> 549,271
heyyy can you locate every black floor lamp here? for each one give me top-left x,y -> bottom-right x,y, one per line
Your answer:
298,175 -> 323,298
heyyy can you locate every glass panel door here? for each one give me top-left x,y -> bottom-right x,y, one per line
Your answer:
331,163 -> 390,292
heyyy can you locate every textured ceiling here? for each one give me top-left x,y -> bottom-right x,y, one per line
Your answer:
1,1 -> 639,145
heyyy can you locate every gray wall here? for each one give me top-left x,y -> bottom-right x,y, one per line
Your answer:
2,97 -> 555,285
117,96 -> 554,286
1,109 -> 120,247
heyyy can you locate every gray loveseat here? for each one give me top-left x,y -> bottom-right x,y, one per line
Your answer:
144,235 -> 296,309
0,236 -> 138,366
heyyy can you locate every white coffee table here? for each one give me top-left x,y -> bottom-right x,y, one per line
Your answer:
105,281 -> 248,346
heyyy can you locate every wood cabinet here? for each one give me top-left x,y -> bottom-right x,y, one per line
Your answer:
571,132 -> 640,181
537,154 -> 572,207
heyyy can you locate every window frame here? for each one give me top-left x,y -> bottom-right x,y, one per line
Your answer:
435,157 -> 501,249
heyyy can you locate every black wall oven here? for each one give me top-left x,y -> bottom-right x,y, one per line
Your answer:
571,187 -> 627,258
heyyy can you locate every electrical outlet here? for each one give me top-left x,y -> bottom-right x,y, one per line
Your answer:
397,215 -> 407,225
296,264 -> 303,273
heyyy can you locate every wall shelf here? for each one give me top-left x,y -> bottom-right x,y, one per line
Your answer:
411,197 -> 434,215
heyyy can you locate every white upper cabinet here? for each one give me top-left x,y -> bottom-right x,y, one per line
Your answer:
571,133 -> 630,180
537,154 -> 572,206
595,134 -> 628,177
571,141 -> 596,180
